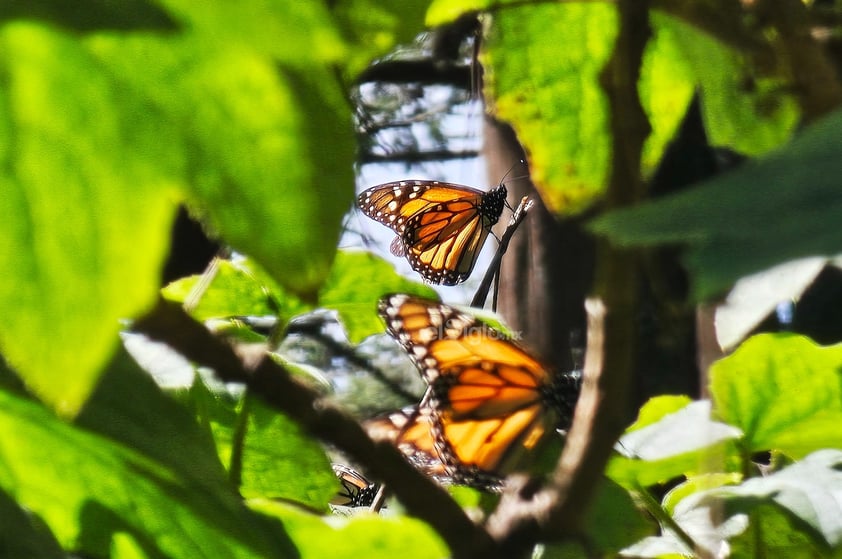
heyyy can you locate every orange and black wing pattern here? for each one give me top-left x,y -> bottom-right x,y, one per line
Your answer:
356,181 -> 507,285
331,464 -> 379,508
364,405 -> 449,482
377,294 -> 580,487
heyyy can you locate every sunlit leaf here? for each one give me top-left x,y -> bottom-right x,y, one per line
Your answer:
608,400 -> 742,488
335,0 -> 431,78
249,499 -> 450,559
0,387 -> 294,558
710,333 -> 842,458
0,23 -> 178,414
481,3 -> 617,214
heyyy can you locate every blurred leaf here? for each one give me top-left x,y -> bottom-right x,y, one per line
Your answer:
639,12 -> 696,178
0,0 -> 178,32
77,348 -> 229,494
694,450 -> 842,551
652,12 -> 798,156
608,400 -> 742,488
728,503 -> 827,559
591,108 -> 842,299
715,257 -> 829,351
162,260 -> 279,321
625,394 -> 693,432
0,23 -> 179,414
0,386 -> 295,558
320,250 -> 438,343
0,489 -> 64,559
586,479 -> 655,554
661,473 -> 742,515
249,499 -> 450,559
334,0 -> 430,78
157,0 -> 346,65
710,334 -> 842,459
87,19 -> 354,299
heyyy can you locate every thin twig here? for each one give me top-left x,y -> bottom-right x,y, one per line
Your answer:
471,196 -> 533,309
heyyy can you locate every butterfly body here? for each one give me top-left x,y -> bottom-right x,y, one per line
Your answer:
331,464 -> 379,508
378,294 -> 581,488
357,181 -> 507,285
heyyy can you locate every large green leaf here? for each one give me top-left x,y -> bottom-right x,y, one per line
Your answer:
0,387 -> 295,558
0,3 -> 362,413
481,2 -> 617,214
591,108 -> 842,299
0,22 -> 178,414
188,377 -> 338,511
710,333 -> 842,458
157,0 -> 346,66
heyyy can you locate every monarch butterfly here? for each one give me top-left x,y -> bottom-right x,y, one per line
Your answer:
331,464 -> 379,508
356,180 -> 508,285
365,405 -> 449,482
378,294 -> 581,488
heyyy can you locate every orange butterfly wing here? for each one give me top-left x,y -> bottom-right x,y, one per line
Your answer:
378,294 -> 579,486
356,181 -> 507,285
365,405 -> 448,481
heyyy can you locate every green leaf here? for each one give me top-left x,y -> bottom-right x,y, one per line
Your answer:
249,499 -> 450,559
0,0 -> 178,32
0,387 -> 295,558
87,24 -> 355,299
77,347 -> 230,494
639,13 -> 696,178
608,400 -> 742,488
156,0 -> 347,66
590,108 -> 842,299
585,479 -> 655,554
625,394 -> 693,432
698,450 -> 842,551
189,378 -> 338,511
334,0 -> 431,78
710,333 -> 842,459
237,396 -> 338,511
320,250 -> 438,343
661,473 -> 742,515
0,488 -> 64,559
651,12 -> 798,156
481,3 -> 617,214
162,259 -> 285,321
0,23 -> 178,414
728,503 -> 827,559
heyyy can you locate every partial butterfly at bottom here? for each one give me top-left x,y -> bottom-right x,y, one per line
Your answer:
373,294 -> 582,489
331,464 -> 379,508
356,180 -> 508,285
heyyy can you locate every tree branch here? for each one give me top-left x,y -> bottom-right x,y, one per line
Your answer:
133,299 -> 501,559
486,1 -> 651,555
